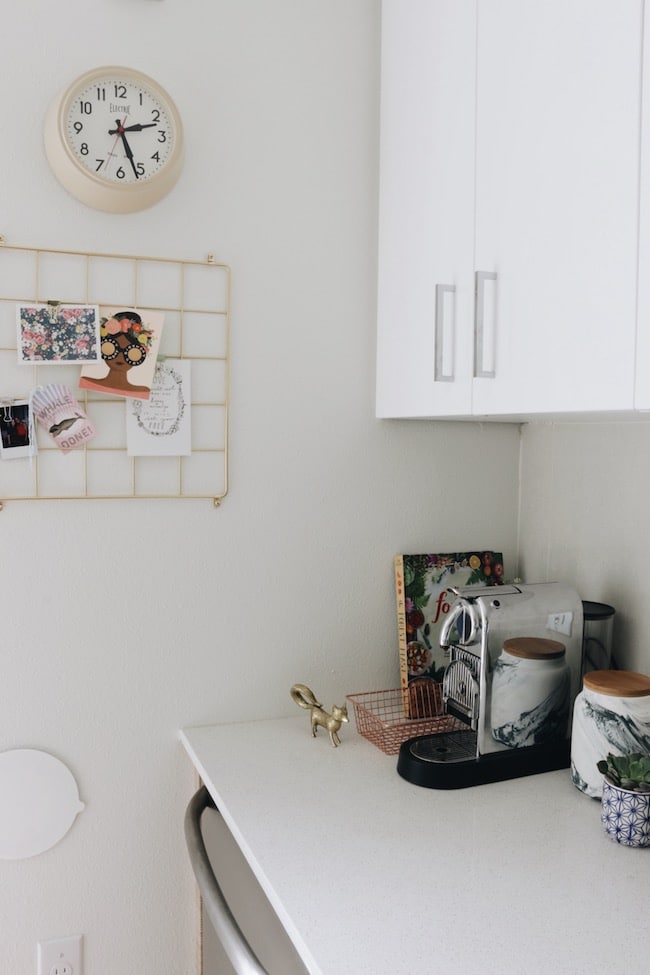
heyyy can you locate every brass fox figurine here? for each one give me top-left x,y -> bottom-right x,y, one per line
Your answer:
290,683 -> 349,747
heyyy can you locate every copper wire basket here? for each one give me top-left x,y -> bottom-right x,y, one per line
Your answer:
346,684 -> 462,755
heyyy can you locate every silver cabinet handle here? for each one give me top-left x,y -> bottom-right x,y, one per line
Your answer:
184,786 -> 269,975
434,283 -> 456,382
474,270 -> 497,379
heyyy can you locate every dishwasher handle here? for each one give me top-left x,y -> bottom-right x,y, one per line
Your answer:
184,786 -> 269,975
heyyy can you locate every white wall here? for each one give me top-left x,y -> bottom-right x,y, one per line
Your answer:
0,3 -> 521,973
519,421 -> 650,675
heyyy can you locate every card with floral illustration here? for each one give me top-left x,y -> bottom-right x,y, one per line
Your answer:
16,303 -> 100,363
394,551 -> 505,715
126,359 -> 191,456
78,307 -> 165,400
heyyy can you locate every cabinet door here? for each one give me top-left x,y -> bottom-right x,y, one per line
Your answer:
635,1 -> 650,409
472,0 -> 642,417
376,0 -> 476,418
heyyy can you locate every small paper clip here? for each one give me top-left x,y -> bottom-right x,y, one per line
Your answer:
1,398 -> 13,423
46,299 -> 61,324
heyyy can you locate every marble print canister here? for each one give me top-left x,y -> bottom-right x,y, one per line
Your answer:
571,670 -> 650,798
491,638 -> 570,748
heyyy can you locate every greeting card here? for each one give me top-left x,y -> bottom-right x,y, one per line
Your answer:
78,307 -> 165,400
31,384 -> 96,453
126,359 -> 191,456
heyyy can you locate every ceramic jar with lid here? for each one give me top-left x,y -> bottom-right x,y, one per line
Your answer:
491,637 -> 571,748
571,670 -> 650,798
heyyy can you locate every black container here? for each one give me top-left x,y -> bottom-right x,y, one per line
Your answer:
582,600 -> 615,674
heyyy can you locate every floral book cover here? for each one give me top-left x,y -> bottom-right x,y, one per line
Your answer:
394,552 -> 505,715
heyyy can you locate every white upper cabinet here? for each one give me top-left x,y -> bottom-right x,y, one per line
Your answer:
377,0 -> 644,420
376,0 -> 477,418
636,3 -> 650,409
473,1 -> 642,416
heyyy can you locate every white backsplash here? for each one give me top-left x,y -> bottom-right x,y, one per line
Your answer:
519,420 -> 650,674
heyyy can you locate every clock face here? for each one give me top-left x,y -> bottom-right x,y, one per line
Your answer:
65,72 -> 175,184
44,66 -> 184,212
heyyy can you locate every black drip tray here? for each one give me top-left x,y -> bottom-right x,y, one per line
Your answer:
397,733 -> 571,790
409,730 -> 478,764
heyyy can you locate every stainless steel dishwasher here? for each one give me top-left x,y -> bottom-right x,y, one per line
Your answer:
185,787 -> 310,975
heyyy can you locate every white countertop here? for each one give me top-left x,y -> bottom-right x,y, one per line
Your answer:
180,717 -> 649,975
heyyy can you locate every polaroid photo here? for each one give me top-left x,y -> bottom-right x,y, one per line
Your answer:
0,399 -> 36,460
16,303 -> 101,364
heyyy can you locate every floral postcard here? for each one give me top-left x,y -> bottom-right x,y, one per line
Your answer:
16,303 -> 101,363
126,359 -> 191,456
78,307 -> 165,401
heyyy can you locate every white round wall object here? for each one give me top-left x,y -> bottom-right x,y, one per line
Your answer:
44,65 -> 184,213
0,749 -> 85,859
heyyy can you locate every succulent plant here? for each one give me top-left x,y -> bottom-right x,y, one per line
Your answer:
597,753 -> 650,793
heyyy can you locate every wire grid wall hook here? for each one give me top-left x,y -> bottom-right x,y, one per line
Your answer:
46,299 -> 61,324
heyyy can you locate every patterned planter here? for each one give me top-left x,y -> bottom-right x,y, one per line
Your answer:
601,777 -> 650,848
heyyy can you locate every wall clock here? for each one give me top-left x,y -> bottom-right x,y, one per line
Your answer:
44,66 -> 184,213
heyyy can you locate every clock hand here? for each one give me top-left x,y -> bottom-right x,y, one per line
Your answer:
123,122 -> 157,133
115,120 -> 139,179
104,117 -> 126,175
108,122 -> 157,134
121,136 -> 139,179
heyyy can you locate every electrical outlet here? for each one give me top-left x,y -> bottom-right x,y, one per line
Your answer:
37,935 -> 83,975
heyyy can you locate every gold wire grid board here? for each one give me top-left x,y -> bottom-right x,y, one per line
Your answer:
0,238 -> 229,505
346,687 -> 463,755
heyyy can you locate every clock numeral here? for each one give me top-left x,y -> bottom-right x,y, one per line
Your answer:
73,122 -> 83,135
136,163 -> 145,176
151,110 -> 161,123
95,159 -> 105,172
157,130 -> 167,144
116,167 -> 126,179
151,151 -> 161,163
114,84 -> 127,99
80,143 -> 89,156
79,101 -> 92,115
96,87 -> 106,101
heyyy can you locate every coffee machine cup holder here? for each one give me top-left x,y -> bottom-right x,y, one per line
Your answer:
442,659 -> 479,728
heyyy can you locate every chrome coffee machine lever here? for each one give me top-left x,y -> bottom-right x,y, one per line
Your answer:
439,603 -> 462,649
439,601 -> 476,649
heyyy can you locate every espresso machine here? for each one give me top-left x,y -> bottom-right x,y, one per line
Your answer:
397,582 -> 584,788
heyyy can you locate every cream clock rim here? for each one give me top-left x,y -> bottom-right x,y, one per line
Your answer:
47,64 -> 184,194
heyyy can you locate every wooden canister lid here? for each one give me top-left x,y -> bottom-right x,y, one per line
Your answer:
583,670 -> 650,697
502,637 -> 566,660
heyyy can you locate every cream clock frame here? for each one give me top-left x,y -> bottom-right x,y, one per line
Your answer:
44,66 -> 184,213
